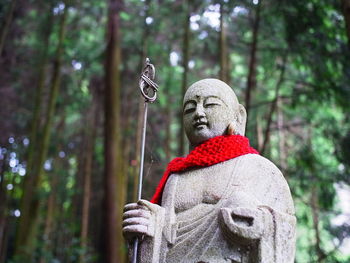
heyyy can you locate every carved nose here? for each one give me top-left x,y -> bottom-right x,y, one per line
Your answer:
194,105 -> 205,119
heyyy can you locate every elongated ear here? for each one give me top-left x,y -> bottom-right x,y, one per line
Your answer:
236,104 -> 247,135
227,123 -> 236,135
227,104 -> 247,136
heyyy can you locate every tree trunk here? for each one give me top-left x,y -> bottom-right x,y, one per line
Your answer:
260,54 -> 287,154
0,152 -> 8,263
38,173 -> 59,263
0,0 -> 17,56
245,0 -> 261,116
179,0 -> 190,156
164,66 -> 174,162
14,3 -> 68,259
0,219 -> 8,263
342,0 -> 350,46
219,0 -> 229,83
256,114 -> 263,150
310,185 -> 325,262
104,0 -> 125,262
165,100 -> 172,162
277,97 -> 286,172
22,8 -> 55,244
79,89 -> 98,263
25,5 -> 54,190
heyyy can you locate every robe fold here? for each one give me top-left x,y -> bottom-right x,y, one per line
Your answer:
138,140 -> 295,263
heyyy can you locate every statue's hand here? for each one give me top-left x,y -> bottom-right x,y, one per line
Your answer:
219,207 -> 266,245
122,199 -> 164,241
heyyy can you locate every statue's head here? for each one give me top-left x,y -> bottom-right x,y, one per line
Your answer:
183,78 -> 247,147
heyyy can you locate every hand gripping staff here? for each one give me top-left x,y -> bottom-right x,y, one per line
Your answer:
132,58 -> 159,263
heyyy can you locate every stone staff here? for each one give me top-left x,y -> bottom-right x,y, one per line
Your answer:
132,58 -> 159,263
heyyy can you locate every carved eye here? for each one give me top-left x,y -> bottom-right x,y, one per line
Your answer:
184,107 -> 195,114
204,98 -> 221,108
183,102 -> 196,114
205,103 -> 219,108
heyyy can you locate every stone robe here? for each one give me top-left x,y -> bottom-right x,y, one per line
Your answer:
137,154 -> 296,263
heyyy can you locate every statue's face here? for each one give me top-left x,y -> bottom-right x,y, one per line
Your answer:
183,83 -> 237,147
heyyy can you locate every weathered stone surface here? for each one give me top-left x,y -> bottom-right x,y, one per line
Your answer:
123,79 -> 296,262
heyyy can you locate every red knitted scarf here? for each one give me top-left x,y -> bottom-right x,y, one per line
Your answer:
150,134 -> 259,204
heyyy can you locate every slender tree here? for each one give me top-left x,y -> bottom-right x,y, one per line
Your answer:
25,3 -> 54,204
0,152 -> 8,263
165,80 -> 173,162
38,115 -> 68,263
38,172 -> 59,263
245,0 -> 261,115
277,97 -> 286,171
342,0 -> 350,46
0,0 -> 18,56
219,0 -> 229,83
14,2 -> 69,258
256,114 -> 263,150
310,185 -> 325,261
260,54 -> 287,154
104,0 -> 125,262
79,86 -> 99,263
179,0 -> 190,156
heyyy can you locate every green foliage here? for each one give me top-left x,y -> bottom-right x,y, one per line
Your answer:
0,0 -> 349,262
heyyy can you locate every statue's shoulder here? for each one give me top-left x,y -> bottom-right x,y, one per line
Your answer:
233,153 -> 284,178
228,154 -> 295,214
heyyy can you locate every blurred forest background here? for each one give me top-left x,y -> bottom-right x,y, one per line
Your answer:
0,0 -> 350,262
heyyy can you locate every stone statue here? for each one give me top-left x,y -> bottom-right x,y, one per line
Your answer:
123,79 -> 296,263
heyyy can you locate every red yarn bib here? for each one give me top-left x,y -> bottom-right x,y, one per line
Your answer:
150,135 -> 259,204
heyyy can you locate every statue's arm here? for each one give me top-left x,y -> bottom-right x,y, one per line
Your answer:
123,200 -> 166,263
218,155 -> 296,262
219,205 -> 296,262
219,205 -> 295,242
219,206 -> 266,245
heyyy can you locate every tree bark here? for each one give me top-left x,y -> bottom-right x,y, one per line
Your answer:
342,0 -> 350,47
245,0 -> 261,115
256,114 -> 263,150
310,185 -> 325,262
164,66 -> 174,162
277,97 -> 286,172
179,0 -> 190,156
25,4 -> 54,189
219,0 -> 229,83
104,0 -> 125,262
0,152 -> 8,263
165,100 -> 172,162
79,88 -> 98,263
260,54 -> 287,154
38,172 -> 59,263
0,0 -> 17,56
14,3 -> 68,258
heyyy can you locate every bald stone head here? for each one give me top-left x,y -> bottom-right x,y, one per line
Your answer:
183,78 -> 247,147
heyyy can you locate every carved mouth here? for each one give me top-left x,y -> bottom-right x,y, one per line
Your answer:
193,120 -> 208,129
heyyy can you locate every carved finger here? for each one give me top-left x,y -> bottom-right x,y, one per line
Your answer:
137,199 -> 159,212
230,207 -> 256,219
123,209 -> 151,220
122,217 -> 149,228
220,208 -> 261,245
123,225 -> 148,235
124,203 -> 148,212
221,208 -> 235,226
220,208 -> 263,240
